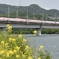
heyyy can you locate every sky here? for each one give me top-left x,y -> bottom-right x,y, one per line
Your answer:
0,0 -> 59,10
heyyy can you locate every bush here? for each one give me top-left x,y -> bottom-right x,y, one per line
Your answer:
0,24 -> 53,59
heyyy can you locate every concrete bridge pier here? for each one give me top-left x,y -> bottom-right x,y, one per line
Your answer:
37,28 -> 42,36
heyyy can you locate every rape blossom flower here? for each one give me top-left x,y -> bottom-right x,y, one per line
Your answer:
38,57 -> 41,59
18,34 -> 22,38
28,56 -> 33,59
13,50 -> 17,54
9,50 -> 14,55
9,38 -> 13,42
23,39 -> 27,44
25,45 -> 30,50
7,24 -> 12,33
6,52 -> 10,57
39,45 -> 44,50
0,58 -> 2,59
1,41 -> 4,45
33,30 -> 37,35
0,50 -> 5,55
22,54 -> 26,58
16,55 -> 19,59
15,46 -> 20,52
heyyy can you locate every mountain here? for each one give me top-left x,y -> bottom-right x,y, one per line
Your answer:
0,4 -> 59,17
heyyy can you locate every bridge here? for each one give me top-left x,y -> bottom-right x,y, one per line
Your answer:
0,17 -> 59,36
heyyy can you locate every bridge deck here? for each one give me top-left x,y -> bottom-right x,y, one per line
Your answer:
0,17 -> 59,28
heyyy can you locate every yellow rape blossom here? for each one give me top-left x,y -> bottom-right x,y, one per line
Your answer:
0,58 -> 2,59
12,38 -> 16,42
15,46 -> 20,52
8,26 -> 12,29
25,45 -> 30,50
9,38 -> 16,43
5,43 -> 8,48
7,24 -> 12,33
5,43 -> 8,46
23,39 -> 27,42
23,39 -> 27,44
22,54 -> 26,58
8,50 -> 14,56
7,24 -> 10,27
9,38 -> 13,42
38,57 -> 41,59
28,56 -> 33,59
6,52 -> 10,57
7,24 -> 12,29
12,38 -> 16,43
18,34 -> 22,38
33,30 -> 37,35
39,45 -> 44,50
16,55 -> 19,59
1,41 -> 4,45
0,50 -> 5,55
13,50 -> 17,54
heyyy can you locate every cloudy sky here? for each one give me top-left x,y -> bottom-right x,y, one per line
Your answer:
0,0 -> 59,10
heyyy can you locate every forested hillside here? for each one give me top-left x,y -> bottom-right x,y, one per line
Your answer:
0,4 -> 59,20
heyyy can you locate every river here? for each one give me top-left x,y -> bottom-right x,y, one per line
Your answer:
23,34 -> 59,59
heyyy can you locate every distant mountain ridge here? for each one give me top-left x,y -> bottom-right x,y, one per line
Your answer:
0,4 -> 59,17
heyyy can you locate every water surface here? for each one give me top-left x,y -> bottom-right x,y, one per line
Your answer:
24,34 -> 59,59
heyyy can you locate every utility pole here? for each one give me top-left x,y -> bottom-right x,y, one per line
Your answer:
8,7 -> 10,18
33,13 -> 34,19
16,6 -> 19,18
42,12 -> 44,25
42,12 -> 44,20
27,10 -> 28,19
16,9 -> 18,18
46,14 -> 48,21
55,13 -> 57,23
8,7 -> 10,24
16,1 -> 20,18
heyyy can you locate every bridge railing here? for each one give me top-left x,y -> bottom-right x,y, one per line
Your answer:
0,17 -> 59,25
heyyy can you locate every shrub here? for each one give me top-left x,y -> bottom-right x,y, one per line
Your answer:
0,24 -> 53,59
